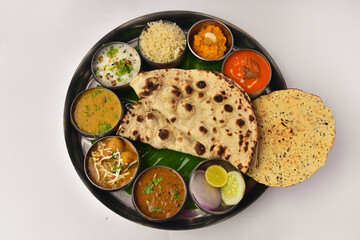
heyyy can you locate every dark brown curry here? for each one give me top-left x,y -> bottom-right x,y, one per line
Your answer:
133,166 -> 186,219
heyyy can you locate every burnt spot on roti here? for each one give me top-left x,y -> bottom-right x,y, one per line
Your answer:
245,130 -> 251,138
132,130 -> 138,136
177,137 -> 183,143
224,104 -> 233,112
221,91 -> 226,95
237,119 -> 245,128
147,113 -> 155,120
198,92 -> 204,98
185,104 -> 193,112
210,145 -> 216,151
136,115 -> 144,122
214,94 -> 223,103
140,77 -> 159,97
249,115 -> 255,122
195,142 -> 206,155
196,81 -> 207,89
237,163 -> 244,172
219,120 -> 225,124
166,118 -> 170,124
244,141 -> 249,152
213,117 -> 217,121
217,145 -> 226,157
225,155 -> 231,160
199,126 -> 208,134
239,134 -> 244,146
170,117 -> 176,123
185,85 -> 193,94
126,120 -> 130,124
174,77 -> 179,81
158,129 -> 170,140
145,136 -> 150,141
171,89 -> 181,97
213,127 -> 217,133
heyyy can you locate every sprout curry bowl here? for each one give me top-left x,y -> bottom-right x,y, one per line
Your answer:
84,136 -> 140,191
132,166 -> 187,222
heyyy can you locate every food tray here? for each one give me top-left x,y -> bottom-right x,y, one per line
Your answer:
63,10 -> 287,230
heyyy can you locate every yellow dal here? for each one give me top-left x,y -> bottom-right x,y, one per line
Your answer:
73,88 -> 121,135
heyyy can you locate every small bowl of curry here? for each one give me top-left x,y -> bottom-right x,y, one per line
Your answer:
187,19 -> 233,61
84,136 -> 140,191
222,49 -> 272,99
70,87 -> 123,138
132,166 -> 187,222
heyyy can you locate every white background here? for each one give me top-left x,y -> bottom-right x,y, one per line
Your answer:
1,0 -> 359,239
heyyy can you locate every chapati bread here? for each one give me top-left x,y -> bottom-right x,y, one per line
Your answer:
117,100 -> 216,158
247,89 -> 336,187
130,69 -> 258,173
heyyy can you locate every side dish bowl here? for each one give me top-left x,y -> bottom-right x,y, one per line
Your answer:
187,19 -> 233,62
84,136 -> 140,191
91,42 -> 141,90
222,49 -> 272,99
138,20 -> 187,69
70,87 -> 123,138
132,165 -> 187,222
189,158 -> 244,215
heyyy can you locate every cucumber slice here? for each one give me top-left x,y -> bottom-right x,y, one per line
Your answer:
221,171 -> 245,205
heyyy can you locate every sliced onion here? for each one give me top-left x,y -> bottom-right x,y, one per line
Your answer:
191,170 -> 221,210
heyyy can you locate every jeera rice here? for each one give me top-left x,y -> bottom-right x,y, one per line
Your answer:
139,20 -> 186,63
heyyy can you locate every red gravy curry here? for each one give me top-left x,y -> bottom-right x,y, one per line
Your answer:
133,166 -> 186,219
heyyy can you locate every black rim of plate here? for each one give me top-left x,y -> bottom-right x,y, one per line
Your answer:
63,10 -> 287,230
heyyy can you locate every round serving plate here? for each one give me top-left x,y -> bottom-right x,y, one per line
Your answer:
63,10 -> 287,230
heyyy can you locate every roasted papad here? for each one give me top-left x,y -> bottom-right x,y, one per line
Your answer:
128,69 -> 258,173
117,99 -> 216,158
247,89 -> 335,187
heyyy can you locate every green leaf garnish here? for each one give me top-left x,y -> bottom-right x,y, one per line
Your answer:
106,46 -> 119,58
152,175 -> 163,186
92,90 -> 101,97
150,208 -> 162,213
173,186 -> 179,200
115,58 -> 133,76
107,162 -> 123,172
98,122 -> 112,134
143,181 -> 155,194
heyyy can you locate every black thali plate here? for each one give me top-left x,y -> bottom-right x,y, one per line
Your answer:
63,10 -> 287,230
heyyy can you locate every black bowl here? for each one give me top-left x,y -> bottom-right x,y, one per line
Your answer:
189,158 -> 244,215
187,19 -> 234,62
70,87 -> 124,139
138,20 -> 187,69
91,42 -> 141,90
132,165 -> 188,222
84,136 -> 140,191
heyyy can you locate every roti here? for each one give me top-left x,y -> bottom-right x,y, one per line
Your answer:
117,99 -> 216,158
247,89 -> 336,187
129,69 -> 258,173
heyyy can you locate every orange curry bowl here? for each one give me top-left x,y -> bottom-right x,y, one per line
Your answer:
222,49 -> 272,98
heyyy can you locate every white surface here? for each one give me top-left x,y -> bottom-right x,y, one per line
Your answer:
1,0 -> 359,239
